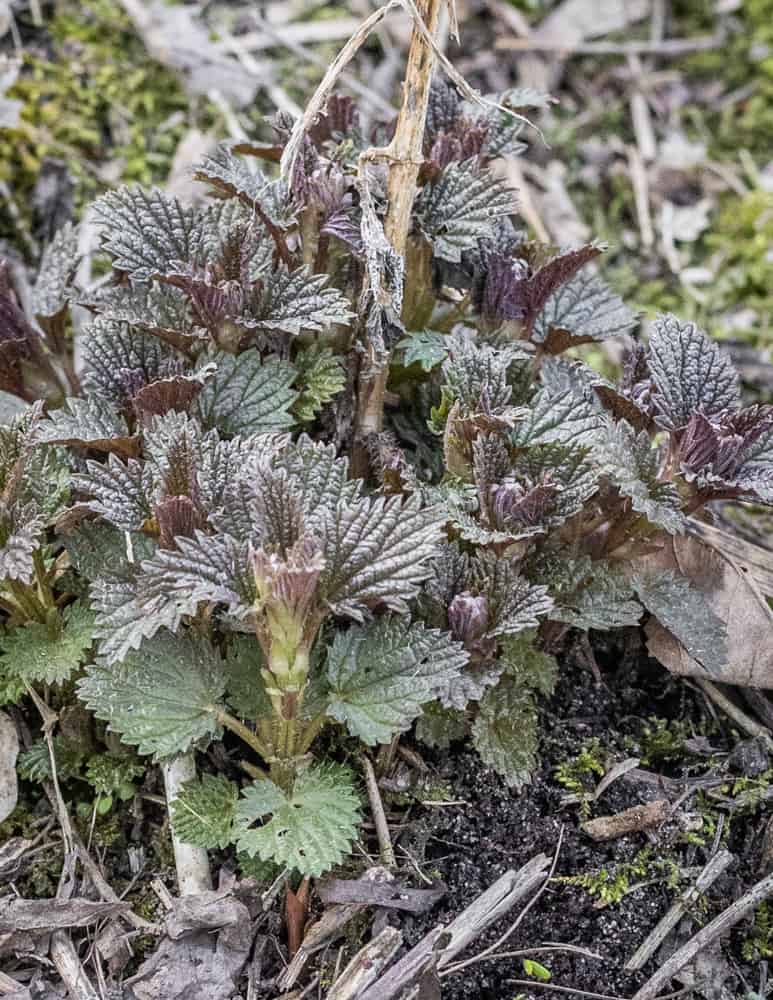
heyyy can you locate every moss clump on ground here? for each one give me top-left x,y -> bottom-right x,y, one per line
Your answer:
1,0 -> 201,246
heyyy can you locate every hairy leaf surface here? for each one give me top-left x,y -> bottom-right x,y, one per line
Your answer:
171,774 -> 238,849
235,763 -> 361,876
197,350 -> 297,436
0,602 -> 95,685
78,630 -> 226,759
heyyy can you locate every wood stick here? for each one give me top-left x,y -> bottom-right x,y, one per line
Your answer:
327,927 -> 403,1000
581,799 -> 669,842
625,848 -> 734,971
358,854 -> 551,1000
162,754 -> 213,896
632,867 -> 773,1000
49,932 -> 99,1000
362,756 -> 396,867
696,679 -> 773,751
495,35 -> 722,56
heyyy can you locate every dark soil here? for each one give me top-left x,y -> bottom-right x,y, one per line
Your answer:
384,630 -> 769,1000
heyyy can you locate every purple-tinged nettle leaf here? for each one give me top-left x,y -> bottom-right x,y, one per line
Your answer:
93,187 -> 205,282
478,243 -> 604,335
426,78 -> 462,140
471,552 -> 554,638
139,530 -> 255,617
595,419 -> 685,534
591,344 -> 655,432
0,262 -> 36,397
318,493 -> 446,619
308,94 -> 360,146
196,350 -> 297,436
532,269 -> 637,353
421,543 -> 472,627
678,406 -> 773,504
154,496 -> 205,550
38,396 -> 137,457
81,319 -> 181,407
237,267 -> 353,339
274,435 -> 361,513
132,368 -> 212,424
78,630 -> 227,760
32,222 -> 80,325
74,454 -> 154,532
417,159 -> 517,263
251,535 -> 325,651
442,334 -> 528,417
324,616 -> 468,746
195,145 -> 283,208
82,282 -> 204,352
647,314 -> 740,431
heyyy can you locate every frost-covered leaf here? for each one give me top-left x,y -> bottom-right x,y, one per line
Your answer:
325,617 -> 468,745
171,774 -> 238,850
32,223 -> 80,322
472,673 -> 539,788
93,187 -> 203,281
292,345 -> 346,422
397,330 -> 449,372
240,267 -> 352,337
235,763 -> 361,877
415,702 -> 467,749
197,350 -> 297,436
224,634 -> 270,720
418,160 -> 517,263
532,270 -> 637,351
78,629 -> 226,760
0,602 -> 95,685
319,494 -> 444,618
74,454 -> 154,531
648,315 -> 740,431
634,570 -> 727,675
38,397 -> 135,456
595,420 -> 685,534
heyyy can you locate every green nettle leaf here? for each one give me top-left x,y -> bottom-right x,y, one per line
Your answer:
397,330 -> 449,372
634,571 -> 728,675
472,673 -> 539,789
532,270 -> 637,350
292,345 -> 346,422
38,397 -> 134,454
325,617 -> 469,745
595,420 -> 685,534
418,159 -> 517,263
500,634 -> 558,697
241,267 -> 353,337
171,774 -> 238,850
32,222 -> 80,321
511,386 -> 603,449
197,350 -> 297,436
545,556 -> 643,631
89,283 -> 202,351
224,634 -> 271,719
93,187 -> 203,281
77,630 -> 226,760
415,703 -> 468,749
64,522 -> 154,583
647,314 -> 740,431
0,602 -> 95,685
235,763 -> 361,877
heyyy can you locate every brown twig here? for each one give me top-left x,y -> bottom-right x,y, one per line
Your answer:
495,34 -> 722,56
362,755 -> 396,867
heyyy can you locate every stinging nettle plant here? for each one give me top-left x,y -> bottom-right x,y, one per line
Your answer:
3,5 -> 773,880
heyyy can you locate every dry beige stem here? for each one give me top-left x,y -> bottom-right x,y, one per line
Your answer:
581,799 -> 670,842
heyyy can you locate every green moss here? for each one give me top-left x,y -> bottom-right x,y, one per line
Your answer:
554,738 -> 606,815
743,902 -> 773,962
556,848 -> 683,907
0,0 -> 207,245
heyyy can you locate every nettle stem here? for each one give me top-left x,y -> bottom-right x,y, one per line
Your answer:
353,0 -> 443,473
